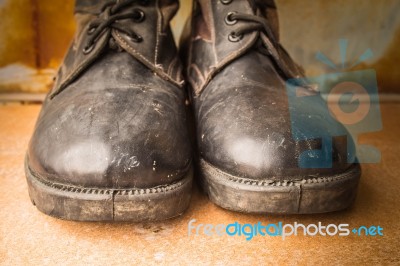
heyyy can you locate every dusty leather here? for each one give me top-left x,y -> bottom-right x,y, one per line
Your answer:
183,0 -> 356,180
27,0 -> 192,189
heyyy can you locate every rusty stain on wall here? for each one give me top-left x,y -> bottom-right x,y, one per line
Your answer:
368,27 -> 400,93
33,0 -> 75,69
0,0 -> 399,93
31,0 -> 40,69
0,0 -> 36,68
277,0 -> 400,93
0,0 -> 75,93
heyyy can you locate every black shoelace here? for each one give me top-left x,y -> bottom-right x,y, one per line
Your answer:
83,0 -> 148,54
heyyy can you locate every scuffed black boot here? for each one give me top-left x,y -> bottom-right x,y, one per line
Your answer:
25,0 -> 193,221
182,0 -> 361,214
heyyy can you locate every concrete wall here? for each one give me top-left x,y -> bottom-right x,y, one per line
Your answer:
0,0 -> 399,93
278,0 -> 400,93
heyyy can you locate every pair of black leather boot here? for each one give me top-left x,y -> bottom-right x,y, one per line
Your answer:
25,0 -> 361,221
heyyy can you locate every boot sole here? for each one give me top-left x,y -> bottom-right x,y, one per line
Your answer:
25,156 -> 193,221
199,159 -> 361,214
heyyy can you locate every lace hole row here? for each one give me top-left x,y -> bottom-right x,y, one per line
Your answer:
225,10 -> 240,42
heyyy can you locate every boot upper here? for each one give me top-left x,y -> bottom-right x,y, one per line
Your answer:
183,0 -> 357,180
28,0 -> 192,189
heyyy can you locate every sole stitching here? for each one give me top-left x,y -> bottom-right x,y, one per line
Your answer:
200,159 -> 360,187
27,161 -> 191,196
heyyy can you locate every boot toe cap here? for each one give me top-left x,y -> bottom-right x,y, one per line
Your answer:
197,86 -> 356,181
28,87 -> 191,189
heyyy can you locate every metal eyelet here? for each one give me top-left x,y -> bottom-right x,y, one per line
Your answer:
87,26 -> 96,35
133,9 -> 145,23
225,12 -> 237,25
228,32 -> 243,42
221,0 -> 233,4
82,43 -> 95,54
129,33 -> 143,43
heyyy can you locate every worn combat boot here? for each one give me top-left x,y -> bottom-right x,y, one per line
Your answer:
25,0 -> 192,221
182,0 -> 361,213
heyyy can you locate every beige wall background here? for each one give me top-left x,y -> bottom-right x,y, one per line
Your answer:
0,0 -> 399,94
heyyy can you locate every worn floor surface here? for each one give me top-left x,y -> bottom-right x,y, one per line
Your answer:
0,103 -> 399,265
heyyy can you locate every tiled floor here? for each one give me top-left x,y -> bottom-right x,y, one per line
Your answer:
0,103 -> 399,265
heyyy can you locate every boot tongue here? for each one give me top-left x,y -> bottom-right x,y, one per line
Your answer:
251,0 -> 305,80
259,33 -> 305,80
50,0 -> 183,99
253,0 -> 280,41
242,0 -> 303,80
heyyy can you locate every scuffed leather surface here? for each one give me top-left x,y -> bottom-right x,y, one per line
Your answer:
185,0 -> 356,180
194,50 -> 354,180
28,0 -> 191,189
29,52 -> 191,188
